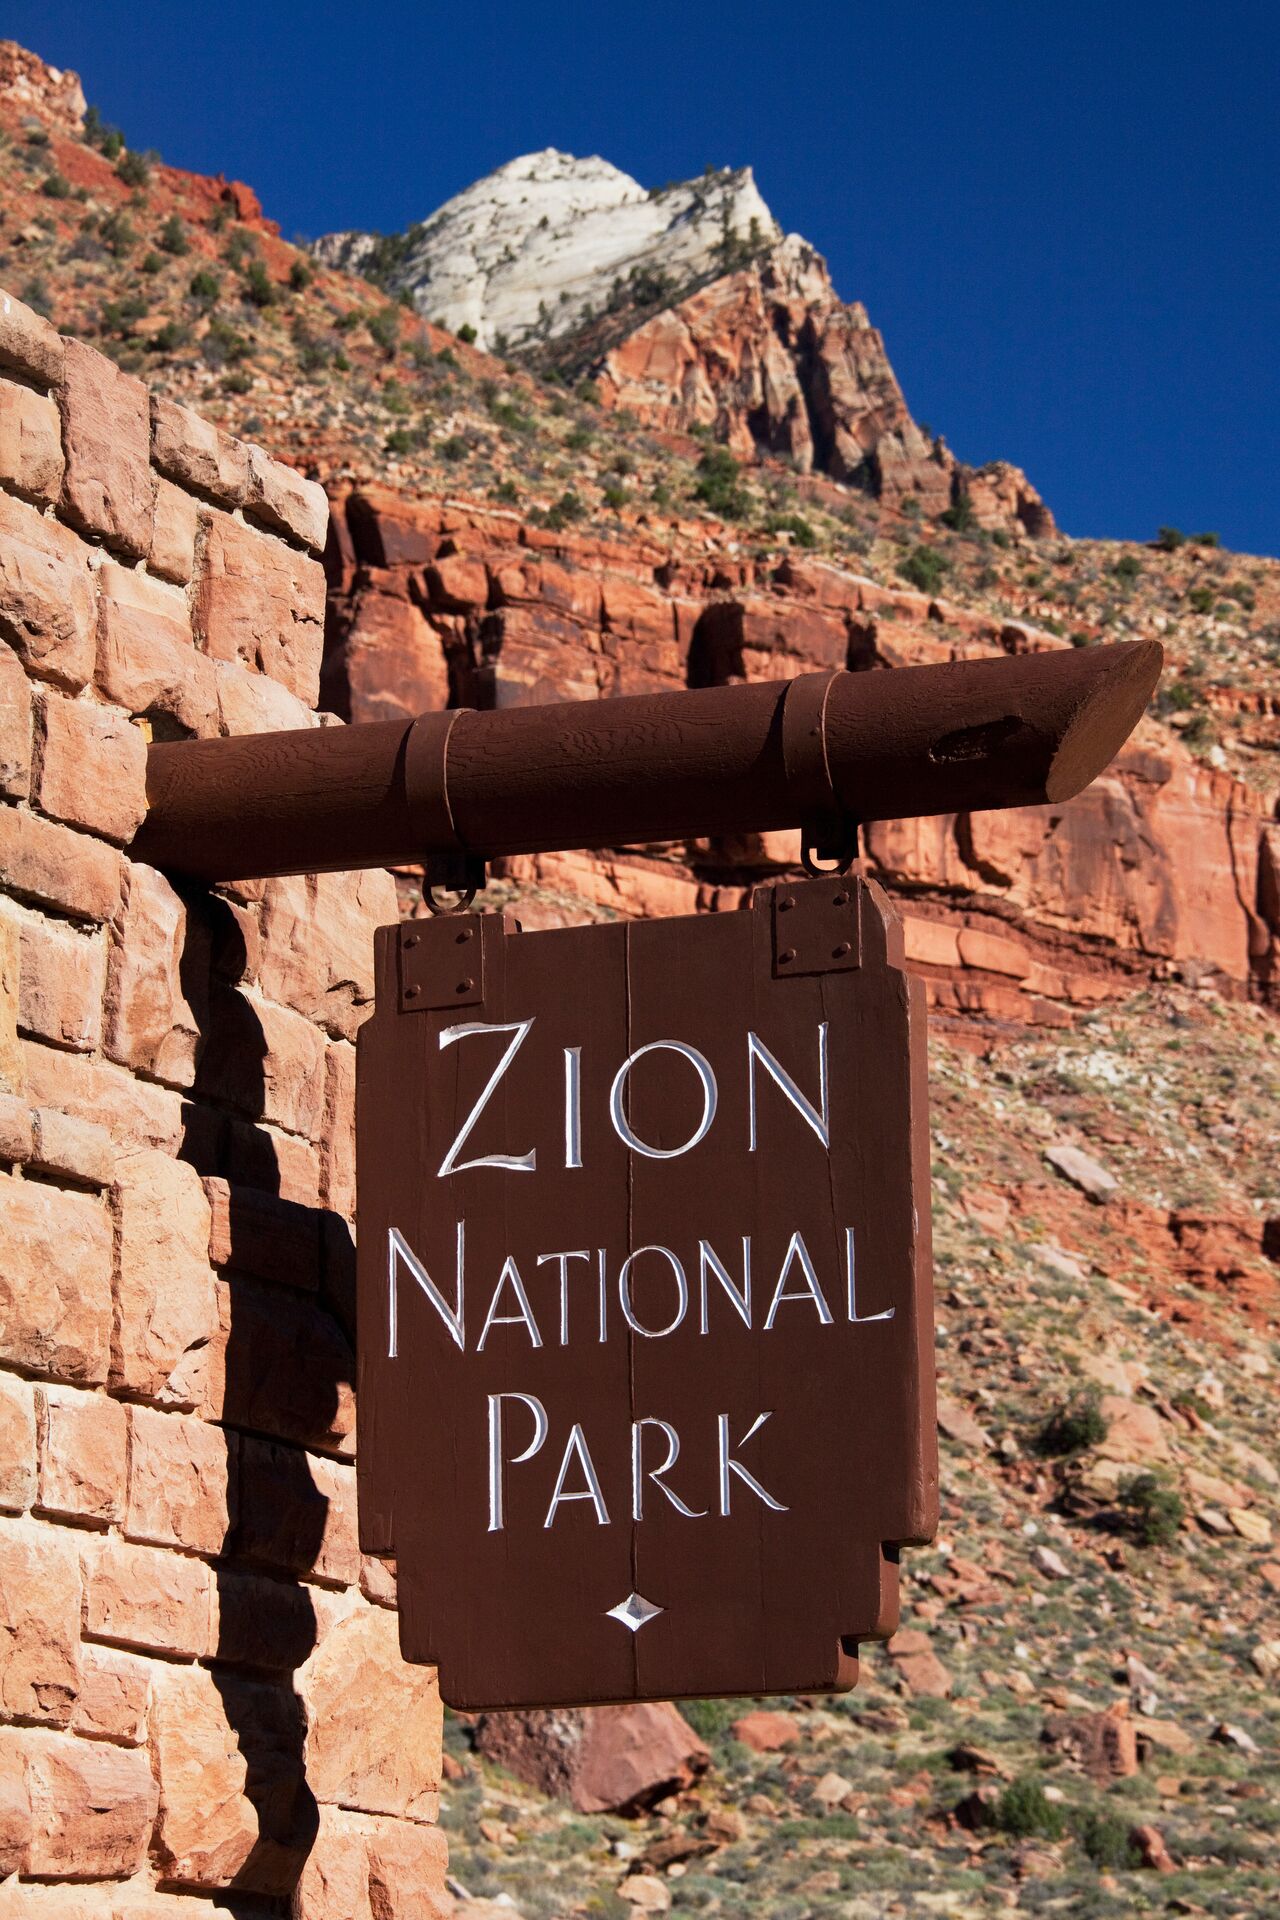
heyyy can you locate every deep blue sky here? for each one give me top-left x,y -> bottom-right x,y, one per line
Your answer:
13,2 -> 1278,552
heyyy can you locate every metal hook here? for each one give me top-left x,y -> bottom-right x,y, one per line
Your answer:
422,851 -> 487,916
801,818 -> 860,878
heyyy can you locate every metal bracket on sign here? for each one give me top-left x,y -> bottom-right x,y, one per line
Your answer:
398,914 -> 485,1013
772,878 -> 862,979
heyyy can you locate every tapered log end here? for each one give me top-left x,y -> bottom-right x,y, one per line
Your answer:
1045,639 -> 1163,803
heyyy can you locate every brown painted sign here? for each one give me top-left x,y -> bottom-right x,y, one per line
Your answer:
356,876 -> 937,1711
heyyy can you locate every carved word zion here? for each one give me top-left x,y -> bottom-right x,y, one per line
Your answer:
386,1018 -> 893,1533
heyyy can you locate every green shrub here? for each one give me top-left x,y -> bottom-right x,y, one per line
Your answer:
995,1777 -> 1065,1840
1111,552 -> 1142,583
222,369 -> 253,394
1037,1390 -> 1108,1456
493,478 -> 520,505
900,544 -> 948,596
602,483 -> 628,510
188,268 -> 219,303
939,493 -> 976,533
1074,1808 -> 1140,1868
455,322 -> 477,345
1186,585 -> 1215,615
1191,531 -> 1220,547
242,259 -> 275,308
679,1699 -> 738,1744
289,256 -> 313,291
575,378 -> 600,405
439,435 -> 469,463
1120,1471 -> 1184,1546
545,490 -> 586,530
100,210 -> 137,256
157,214 -> 189,256
693,447 -> 750,520
149,319 -> 189,353
763,511 -> 817,549
40,172 -> 71,200
367,306 -> 401,356
1155,525 -> 1185,551
565,425 -> 594,451
115,149 -> 151,188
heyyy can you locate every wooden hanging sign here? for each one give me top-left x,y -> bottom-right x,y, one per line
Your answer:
355,876 -> 937,1711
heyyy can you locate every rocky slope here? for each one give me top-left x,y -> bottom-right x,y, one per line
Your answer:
313,148 -> 1052,522
1,38 -> 1278,1916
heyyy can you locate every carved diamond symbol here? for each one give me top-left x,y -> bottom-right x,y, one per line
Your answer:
605,1592 -> 663,1633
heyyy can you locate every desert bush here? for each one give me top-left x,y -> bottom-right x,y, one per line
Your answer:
995,1777 -> 1065,1840
456,323 -> 478,345
1119,1471 -> 1184,1546
1155,525 -> 1185,550
900,544 -> 948,595
115,148 -> 151,188
1037,1390 -> 1109,1456
694,447 -> 750,520
1074,1807 -> 1140,1868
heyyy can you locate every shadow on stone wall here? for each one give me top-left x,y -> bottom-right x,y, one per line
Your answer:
173,882 -> 357,1904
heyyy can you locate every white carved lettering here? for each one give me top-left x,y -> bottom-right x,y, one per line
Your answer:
609,1041 -> 717,1159
631,1416 -> 707,1520
544,1424 -> 610,1527
618,1245 -> 689,1338
487,1391 -> 548,1531
698,1236 -> 752,1333
388,1222 -> 465,1355
476,1255 -> 543,1351
748,1023 -> 829,1150
763,1230 -> 834,1329
717,1411 -> 787,1514
845,1225 -> 895,1323
437,1019 -> 536,1177
537,1249 -> 591,1346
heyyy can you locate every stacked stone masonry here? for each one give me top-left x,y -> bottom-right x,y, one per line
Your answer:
324,487 -> 1280,1017
0,290 -> 446,1918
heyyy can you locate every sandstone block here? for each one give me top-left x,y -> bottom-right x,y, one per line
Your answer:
71,1645 -> 150,1746
213,657 -> 316,737
206,1276 -> 353,1453
110,1149 -> 217,1406
29,1106 -> 114,1188
35,1385 -> 126,1527
0,488 -> 95,690
0,807 -> 122,922
887,1628 -> 953,1698
58,338 -> 152,558
0,1173 -> 112,1383
0,1518 -> 80,1724
126,1404 -> 233,1554
211,1568 -> 319,1674
82,1537 -> 212,1659
256,869 -> 389,1042
15,907 -> 103,1052
0,641 -> 31,800
0,379 -> 63,504
244,443 -> 329,553
425,552 -> 489,613
149,394 -> 249,508
1042,1705 -> 1139,1782
201,988 -> 327,1137
956,926 -> 1032,979
299,1607 -> 440,1820
95,559 -> 214,735
0,1726 -> 29,1875
204,1176 -> 321,1288
194,511 -> 325,705
321,1042 -> 356,1216
149,1663 -> 311,1892
903,915 -> 962,970
223,1119 -> 321,1207
0,914 -> 20,1097
359,1554 -> 397,1610
0,1374 -> 34,1514
0,1091 -> 33,1161
730,1709 -> 801,1752
295,1806 -> 450,1920
104,861 -> 204,1089
148,474 -> 199,584
33,693 -> 147,844
235,1438 -> 358,1586
24,1727 -> 157,1877
20,1043 -> 182,1156
0,290 -> 64,388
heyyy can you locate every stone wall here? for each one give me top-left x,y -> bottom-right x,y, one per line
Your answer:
0,290 -> 444,1917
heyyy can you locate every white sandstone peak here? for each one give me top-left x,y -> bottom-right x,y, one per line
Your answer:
314,152 -> 782,352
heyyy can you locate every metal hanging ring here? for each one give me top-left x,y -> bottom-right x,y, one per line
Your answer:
424,883 -> 478,916
801,818 -> 861,878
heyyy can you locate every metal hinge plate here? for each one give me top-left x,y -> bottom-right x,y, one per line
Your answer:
772,877 -> 862,978
398,915 -> 485,1013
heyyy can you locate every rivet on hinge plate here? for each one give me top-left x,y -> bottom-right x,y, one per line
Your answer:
772,878 -> 862,979
398,915 -> 485,1013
